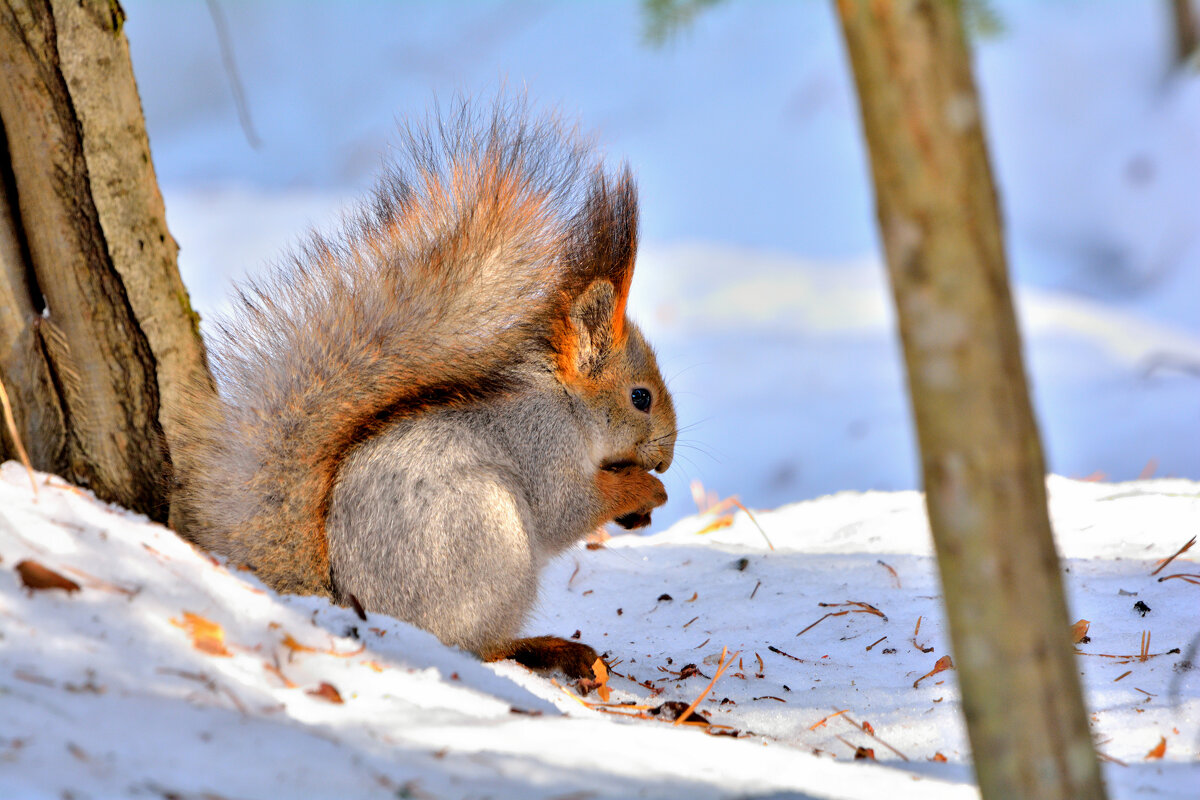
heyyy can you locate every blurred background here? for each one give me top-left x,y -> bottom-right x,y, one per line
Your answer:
121,0 -> 1200,529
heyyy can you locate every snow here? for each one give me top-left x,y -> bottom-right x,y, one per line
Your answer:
2,463 -> 1197,798
5,1 -> 1200,796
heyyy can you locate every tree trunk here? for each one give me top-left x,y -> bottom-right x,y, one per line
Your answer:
0,0 -> 212,521
0,122 -> 66,472
833,2 -> 1107,798
52,0 -> 213,462
1171,0 -> 1199,65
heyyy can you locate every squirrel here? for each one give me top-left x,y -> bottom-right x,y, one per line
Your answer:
170,101 -> 676,680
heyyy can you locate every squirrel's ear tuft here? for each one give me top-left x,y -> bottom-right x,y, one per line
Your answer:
557,279 -> 617,380
567,166 -> 638,341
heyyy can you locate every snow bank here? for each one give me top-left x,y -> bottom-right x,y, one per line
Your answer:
2,462 -> 1196,798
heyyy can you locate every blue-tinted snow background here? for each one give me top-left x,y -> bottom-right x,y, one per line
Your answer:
122,0 -> 1200,529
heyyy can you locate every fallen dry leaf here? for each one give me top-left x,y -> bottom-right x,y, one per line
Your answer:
281,633 -> 317,654
15,560 -> 81,594
808,709 -> 849,731
1145,736 -> 1166,761
913,655 -> 954,689
307,682 -> 344,704
171,612 -> 231,657
931,752 -> 948,763
576,660 -> 611,701
592,658 -> 611,702
280,633 -> 365,658
696,516 -> 734,535
1071,619 -> 1091,644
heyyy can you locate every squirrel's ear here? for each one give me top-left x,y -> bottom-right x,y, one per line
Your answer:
571,167 -> 637,340
596,169 -> 637,342
558,279 -> 617,380
555,165 -> 638,381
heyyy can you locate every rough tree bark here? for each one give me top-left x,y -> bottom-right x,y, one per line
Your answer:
0,0 -> 211,521
0,123 -> 66,471
53,0 -> 212,457
834,2 -> 1107,798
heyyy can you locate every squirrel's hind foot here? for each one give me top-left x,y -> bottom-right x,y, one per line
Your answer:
481,635 -> 603,681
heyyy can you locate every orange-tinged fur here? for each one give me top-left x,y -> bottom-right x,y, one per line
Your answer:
170,101 -> 675,678
172,103 -> 647,594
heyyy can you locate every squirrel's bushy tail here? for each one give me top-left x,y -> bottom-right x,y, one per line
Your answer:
171,100 -> 638,596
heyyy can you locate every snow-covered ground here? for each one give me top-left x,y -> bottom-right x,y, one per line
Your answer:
2,464 -> 1197,798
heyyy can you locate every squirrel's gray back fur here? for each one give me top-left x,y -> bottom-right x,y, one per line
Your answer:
171,100 -> 673,635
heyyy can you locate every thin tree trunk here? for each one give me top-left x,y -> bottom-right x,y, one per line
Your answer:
0,0 -> 212,520
1171,0 -> 1199,64
834,2 -> 1107,798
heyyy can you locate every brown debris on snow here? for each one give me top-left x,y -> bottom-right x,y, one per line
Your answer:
15,560 -> 81,594
913,655 -> 954,689
307,682 -> 344,704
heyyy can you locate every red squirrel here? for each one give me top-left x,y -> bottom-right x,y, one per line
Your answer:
171,101 -> 676,679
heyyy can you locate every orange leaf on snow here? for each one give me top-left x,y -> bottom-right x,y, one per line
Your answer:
307,682 -> 344,704
171,612 -> 231,657
931,752 -> 948,763
577,658 -> 612,701
281,634 -> 317,654
592,658 -> 612,703
808,709 -> 849,731
280,633 -> 365,658
696,516 -> 734,535
1071,619 -> 1090,644
913,655 -> 954,689
15,560 -> 81,594
1145,736 -> 1166,760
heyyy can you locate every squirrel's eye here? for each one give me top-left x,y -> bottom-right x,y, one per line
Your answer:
630,387 -> 652,413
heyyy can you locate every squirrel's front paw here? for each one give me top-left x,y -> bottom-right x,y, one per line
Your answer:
597,467 -> 667,529
614,510 -> 653,530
